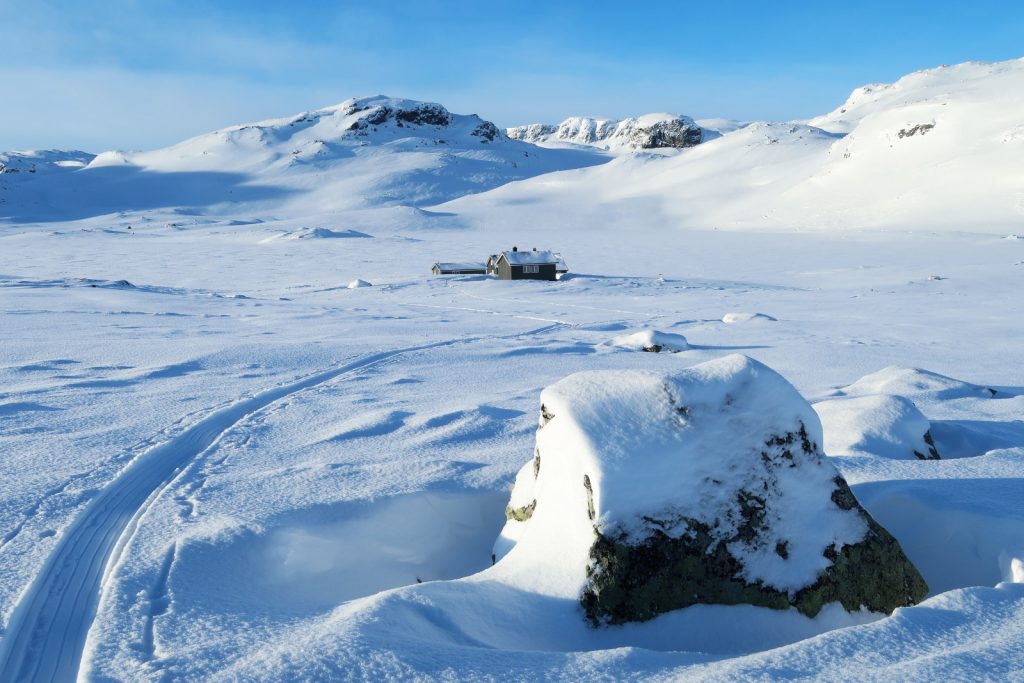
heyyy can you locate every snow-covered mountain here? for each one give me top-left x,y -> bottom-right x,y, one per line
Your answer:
0,96 -> 606,222
6,58 -> 1024,232
507,113 -> 713,151
451,58 -> 1024,233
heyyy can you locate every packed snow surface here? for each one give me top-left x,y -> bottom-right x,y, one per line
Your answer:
1,58 -> 1024,681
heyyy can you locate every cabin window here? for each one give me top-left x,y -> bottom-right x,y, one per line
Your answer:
523,265 -> 539,274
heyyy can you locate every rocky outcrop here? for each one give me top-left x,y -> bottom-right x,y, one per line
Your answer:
507,113 -> 709,151
897,123 -> 935,138
346,101 -> 453,132
494,355 -> 928,628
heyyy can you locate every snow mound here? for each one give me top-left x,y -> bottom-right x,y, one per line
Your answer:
814,394 -> 941,460
722,312 -> 777,324
292,227 -> 373,240
606,329 -> 688,352
347,279 -> 372,289
833,366 -> 997,400
507,113 -> 712,152
495,355 -> 927,626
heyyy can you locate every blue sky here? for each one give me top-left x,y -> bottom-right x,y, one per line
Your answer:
2,0 -> 1023,151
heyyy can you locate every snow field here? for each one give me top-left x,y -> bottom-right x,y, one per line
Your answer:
1,58 -> 1024,680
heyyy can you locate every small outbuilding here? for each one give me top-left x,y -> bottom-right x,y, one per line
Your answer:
432,262 -> 487,275
495,247 -> 559,281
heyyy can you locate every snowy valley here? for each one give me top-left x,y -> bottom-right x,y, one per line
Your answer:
1,58 -> 1023,681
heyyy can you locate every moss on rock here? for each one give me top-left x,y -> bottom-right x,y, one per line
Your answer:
505,499 -> 536,522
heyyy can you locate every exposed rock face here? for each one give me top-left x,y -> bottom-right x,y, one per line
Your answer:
494,355 -> 928,627
346,101 -> 455,132
507,113 -> 709,151
897,122 -> 935,138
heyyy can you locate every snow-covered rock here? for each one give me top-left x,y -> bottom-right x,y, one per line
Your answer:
814,394 -> 941,460
606,329 -> 689,352
346,279 -> 372,289
507,113 -> 711,152
495,355 -> 927,626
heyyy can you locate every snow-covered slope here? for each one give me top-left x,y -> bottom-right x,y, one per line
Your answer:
457,58 -> 1024,233
0,96 -> 606,222
507,113 -> 712,151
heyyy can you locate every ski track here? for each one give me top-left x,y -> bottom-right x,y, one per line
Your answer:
0,333 -> 530,683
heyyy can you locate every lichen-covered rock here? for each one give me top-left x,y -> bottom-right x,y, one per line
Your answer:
493,355 -> 927,627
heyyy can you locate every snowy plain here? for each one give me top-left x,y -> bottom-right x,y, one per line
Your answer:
0,61 -> 1023,680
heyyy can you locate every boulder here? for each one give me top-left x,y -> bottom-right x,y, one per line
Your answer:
494,355 -> 927,627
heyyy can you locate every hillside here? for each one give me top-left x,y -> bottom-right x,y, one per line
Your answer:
452,58 -> 1024,233
0,96 -> 606,223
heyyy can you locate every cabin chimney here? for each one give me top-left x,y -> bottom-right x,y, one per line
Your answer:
533,247 -> 537,251
512,246 -> 518,252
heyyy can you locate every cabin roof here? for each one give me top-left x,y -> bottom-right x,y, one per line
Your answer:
433,261 -> 486,271
499,250 -> 559,266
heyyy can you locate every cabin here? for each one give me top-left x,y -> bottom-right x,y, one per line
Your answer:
495,247 -> 559,281
485,254 -> 500,275
432,262 -> 487,275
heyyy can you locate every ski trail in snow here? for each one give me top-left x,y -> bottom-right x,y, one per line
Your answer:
0,339 -> 481,683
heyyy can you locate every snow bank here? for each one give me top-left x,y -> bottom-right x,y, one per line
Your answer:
494,355 -> 927,625
347,279 -> 372,289
814,394 -> 941,460
291,227 -> 372,240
